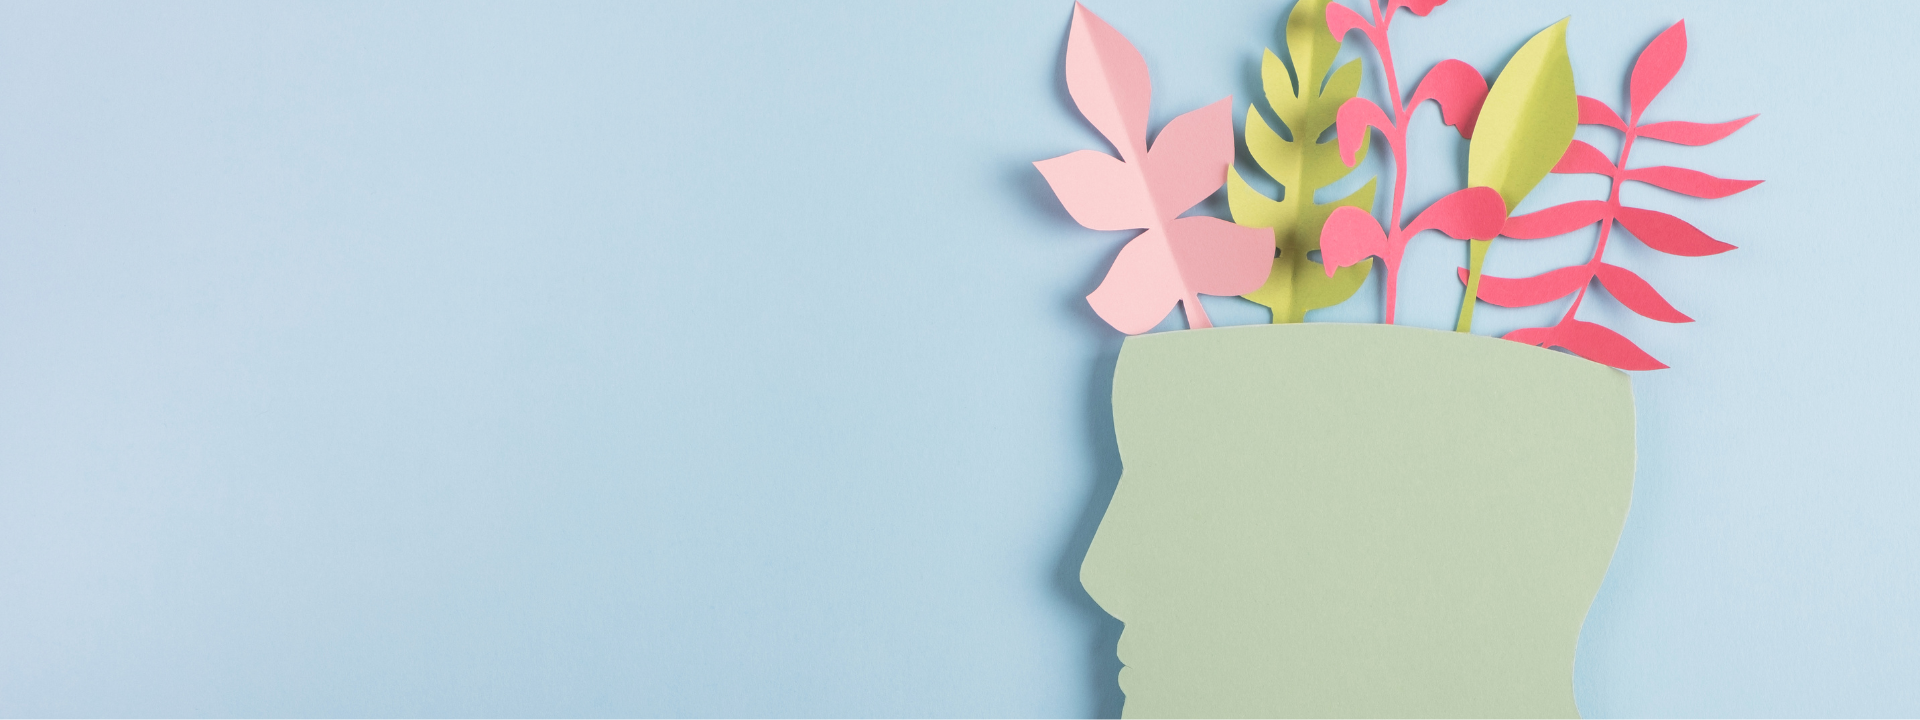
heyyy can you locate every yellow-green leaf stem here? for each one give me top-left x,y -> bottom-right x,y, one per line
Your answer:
1457,18 -> 1579,333
1231,0 -> 1375,324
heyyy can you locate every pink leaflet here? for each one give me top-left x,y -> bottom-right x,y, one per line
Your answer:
1409,59 -> 1488,139
1629,20 -> 1687,124
1637,115 -> 1757,146
1552,140 -> 1616,176
1404,186 -> 1506,239
1064,3 -> 1152,160
1577,95 -> 1626,130
1501,200 -> 1611,239
1319,206 -> 1389,275
1393,0 -> 1448,17
1614,206 -> 1737,257
1594,263 -> 1693,323
1325,3 -> 1374,42
1625,166 -> 1762,199
1455,265 -> 1590,308
1548,319 -> 1669,370
1503,325 -> 1555,347
1033,150 -> 1152,231
1143,99 -> 1238,219
1334,97 -> 1392,167
1085,217 -> 1273,332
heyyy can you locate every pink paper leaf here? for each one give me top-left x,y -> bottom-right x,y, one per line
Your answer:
1549,319 -> 1669,370
1455,265 -> 1591,307
1334,97 -> 1393,167
1405,186 -> 1506,239
1552,140 -> 1616,176
1501,200 -> 1611,239
1625,166 -> 1762,199
1043,5 -> 1270,334
1393,0 -> 1448,17
1084,217 -> 1275,334
1629,20 -> 1688,124
1166,216 -> 1277,298
1319,206 -> 1390,273
1086,228 -> 1182,334
1614,206 -> 1736,256
1324,2 -> 1374,41
1409,59 -> 1489,139
1577,95 -> 1626,130
1636,115 -> 1756,145
1502,325 -> 1556,347
1595,263 -> 1693,322
1064,3 -> 1152,160
1034,150 -> 1153,231
1143,99 -> 1238,219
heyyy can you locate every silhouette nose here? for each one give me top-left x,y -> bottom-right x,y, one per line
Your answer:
1078,489 -> 1135,621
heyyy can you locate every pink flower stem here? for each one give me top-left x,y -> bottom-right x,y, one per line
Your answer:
1365,2 -> 1413,325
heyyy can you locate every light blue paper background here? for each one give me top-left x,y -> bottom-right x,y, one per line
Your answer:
0,0 -> 1913,716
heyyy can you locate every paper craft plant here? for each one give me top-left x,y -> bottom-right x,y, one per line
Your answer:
1039,3 -> 1759,716
1033,4 -> 1273,334
1035,0 -> 1757,372
1227,0 -> 1376,324
1472,20 -> 1760,369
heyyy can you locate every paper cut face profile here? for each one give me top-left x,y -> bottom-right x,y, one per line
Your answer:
1080,324 -> 1635,718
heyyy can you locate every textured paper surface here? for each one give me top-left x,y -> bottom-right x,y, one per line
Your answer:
1035,3 -> 1271,334
1228,0 -> 1375,324
1456,19 -> 1579,332
1082,323 -> 1634,718
1475,20 -> 1759,370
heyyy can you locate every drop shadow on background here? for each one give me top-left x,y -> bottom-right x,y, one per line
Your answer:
1008,160 -> 1127,719
1013,16 -> 1127,716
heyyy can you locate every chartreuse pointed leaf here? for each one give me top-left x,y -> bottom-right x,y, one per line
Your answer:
1233,0 -> 1373,324
1456,18 -> 1578,332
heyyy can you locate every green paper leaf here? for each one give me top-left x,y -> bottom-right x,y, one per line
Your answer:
1457,18 -> 1579,332
1232,0 -> 1374,324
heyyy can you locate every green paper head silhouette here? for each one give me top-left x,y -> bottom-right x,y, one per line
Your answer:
1080,324 -> 1634,718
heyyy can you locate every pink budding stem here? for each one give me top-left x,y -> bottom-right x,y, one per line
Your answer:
1365,2 -> 1412,325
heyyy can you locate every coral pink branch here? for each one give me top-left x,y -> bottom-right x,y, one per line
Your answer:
1322,0 -> 1503,325
1482,19 -> 1758,370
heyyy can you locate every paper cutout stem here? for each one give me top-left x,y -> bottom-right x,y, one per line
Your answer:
1319,0 -> 1507,324
1455,20 -> 1578,333
1462,20 -> 1760,370
1229,0 -> 1375,324
1035,3 -> 1272,334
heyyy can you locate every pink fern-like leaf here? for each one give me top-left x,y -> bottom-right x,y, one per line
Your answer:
1576,95 -> 1626,129
1594,263 -> 1692,323
1552,140 -> 1616,176
1501,200 -> 1611,239
1455,265 -> 1590,307
1637,115 -> 1756,145
1625,166 -> 1762,199
1614,206 -> 1737,256
1629,21 -> 1688,123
